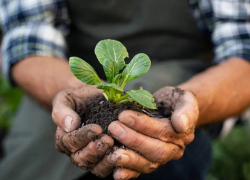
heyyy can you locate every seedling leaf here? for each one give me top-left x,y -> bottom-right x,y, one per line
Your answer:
95,39 -> 128,71
126,89 -> 157,109
121,53 -> 151,86
103,59 -> 117,83
69,39 -> 157,110
97,82 -> 124,94
69,57 -> 102,85
114,74 -> 122,85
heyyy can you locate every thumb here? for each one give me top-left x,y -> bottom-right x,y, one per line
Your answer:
52,90 -> 81,132
171,91 -> 199,133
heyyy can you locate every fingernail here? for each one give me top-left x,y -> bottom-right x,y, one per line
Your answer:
115,171 -> 128,180
87,130 -> 96,140
97,140 -> 109,152
120,117 -> 135,127
109,122 -> 126,138
108,153 -> 119,163
64,116 -> 73,132
121,154 -> 129,163
122,173 -> 128,179
180,114 -> 189,131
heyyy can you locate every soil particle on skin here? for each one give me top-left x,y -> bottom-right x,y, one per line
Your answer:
81,96 -> 172,134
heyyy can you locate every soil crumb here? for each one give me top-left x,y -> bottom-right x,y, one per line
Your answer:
81,96 -> 171,134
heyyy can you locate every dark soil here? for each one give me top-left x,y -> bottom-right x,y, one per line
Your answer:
81,95 -> 172,134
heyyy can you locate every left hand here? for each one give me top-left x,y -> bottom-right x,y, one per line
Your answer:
90,87 -> 199,180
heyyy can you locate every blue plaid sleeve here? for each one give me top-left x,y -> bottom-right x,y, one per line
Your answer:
211,0 -> 250,63
0,0 -> 69,84
189,0 -> 250,63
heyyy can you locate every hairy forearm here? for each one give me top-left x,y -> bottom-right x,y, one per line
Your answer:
179,57 -> 250,126
11,56 -> 83,109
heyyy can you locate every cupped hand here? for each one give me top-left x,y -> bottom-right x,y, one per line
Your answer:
52,86 -> 114,172
105,87 -> 199,180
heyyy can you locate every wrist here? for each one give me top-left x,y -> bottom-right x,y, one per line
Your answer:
11,56 -> 93,109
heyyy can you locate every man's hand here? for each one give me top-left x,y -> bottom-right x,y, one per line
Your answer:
96,87 -> 199,180
52,86 -> 114,171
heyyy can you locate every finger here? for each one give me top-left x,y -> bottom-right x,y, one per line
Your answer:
107,148 -> 159,173
114,168 -> 140,180
55,124 -> 103,153
108,121 -> 181,164
71,134 -> 114,170
52,90 -> 81,132
119,110 -> 168,138
171,90 -> 199,133
154,87 -> 198,133
119,110 -> 195,147
91,146 -> 119,178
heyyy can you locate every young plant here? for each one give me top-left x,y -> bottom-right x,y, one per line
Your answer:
69,39 -> 157,109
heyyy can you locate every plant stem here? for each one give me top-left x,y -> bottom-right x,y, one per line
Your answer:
118,98 -> 133,104
104,91 -> 112,100
110,89 -> 116,101
115,94 -> 129,103
120,80 -> 126,89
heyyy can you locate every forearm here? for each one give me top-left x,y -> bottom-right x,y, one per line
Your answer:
179,57 -> 250,126
11,56 -> 83,109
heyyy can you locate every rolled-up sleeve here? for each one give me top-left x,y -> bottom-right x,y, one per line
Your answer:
0,0 -> 69,84
211,0 -> 250,63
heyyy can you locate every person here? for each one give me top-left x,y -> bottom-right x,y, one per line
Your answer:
0,0 -> 250,180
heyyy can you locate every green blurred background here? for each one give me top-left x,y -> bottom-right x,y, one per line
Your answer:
0,28 -> 250,180
0,76 -> 23,130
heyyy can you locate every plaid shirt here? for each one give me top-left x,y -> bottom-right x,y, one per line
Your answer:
0,0 -> 250,83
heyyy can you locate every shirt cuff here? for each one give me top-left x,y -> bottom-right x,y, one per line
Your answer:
212,22 -> 250,63
1,23 -> 68,85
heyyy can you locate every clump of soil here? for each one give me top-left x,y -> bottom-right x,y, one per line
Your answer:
81,95 -> 172,134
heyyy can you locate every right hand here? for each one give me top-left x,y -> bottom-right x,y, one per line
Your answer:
52,85 -> 114,171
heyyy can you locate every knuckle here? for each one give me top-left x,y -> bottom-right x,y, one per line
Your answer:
62,134 -> 77,153
91,170 -> 108,178
86,142 -> 99,156
80,164 -> 89,170
55,133 -> 67,153
51,108 -> 60,121
186,133 -> 195,145
53,90 -> 67,105
58,90 -> 68,98
173,150 -> 184,160
78,144 -> 101,165
55,143 -> 63,153
190,106 -> 199,121
138,123 -> 150,134
70,153 -> 82,167
72,151 -> 94,170
85,160 -> 96,169
84,124 -> 102,135
165,130 -> 176,140
158,124 -> 171,141
146,162 -> 159,173
91,158 -> 114,177
153,145 -> 169,163
186,90 -> 197,100
129,137 -> 143,149
62,135 -> 70,147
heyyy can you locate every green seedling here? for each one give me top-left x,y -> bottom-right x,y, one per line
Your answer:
69,39 -> 157,109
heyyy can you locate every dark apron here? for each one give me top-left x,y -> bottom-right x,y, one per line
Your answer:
66,0 -> 213,80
